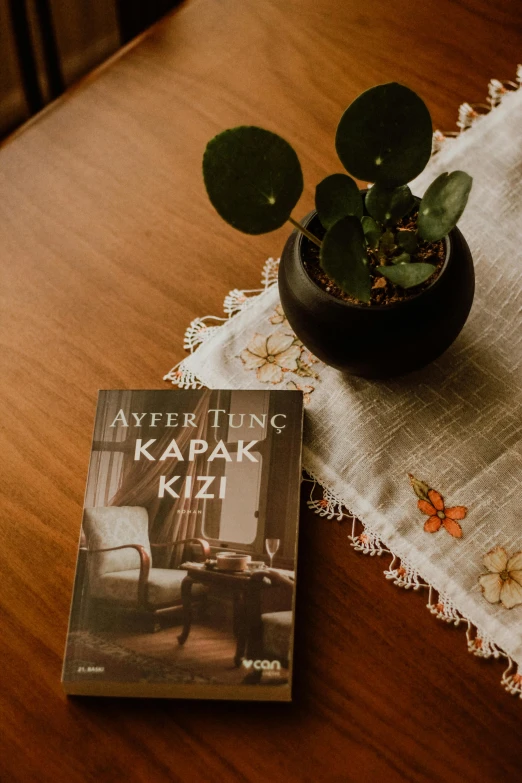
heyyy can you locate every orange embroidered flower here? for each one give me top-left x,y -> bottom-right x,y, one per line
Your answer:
408,474 -> 467,538
417,489 -> 466,537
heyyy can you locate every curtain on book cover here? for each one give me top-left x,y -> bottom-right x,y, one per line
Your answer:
110,390 -> 211,567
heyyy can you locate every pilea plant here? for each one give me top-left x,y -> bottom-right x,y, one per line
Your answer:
203,83 -> 472,304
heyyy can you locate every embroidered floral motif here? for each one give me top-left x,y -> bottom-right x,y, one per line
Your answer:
295,357 -> 320,379
269,308 -> 320,379
240,330 -> 301,383
239,308 -> 322,385
478,546 -> 522,609
270,304 -> 290,328
292,345 -> 320,379
286,381 -> 314,405
301,348 -> 319,366
408,474 -> 467,538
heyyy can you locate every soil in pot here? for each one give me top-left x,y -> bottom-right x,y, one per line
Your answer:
302,211 -> 446,306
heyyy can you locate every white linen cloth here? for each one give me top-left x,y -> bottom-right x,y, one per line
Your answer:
168,88 -> 522,670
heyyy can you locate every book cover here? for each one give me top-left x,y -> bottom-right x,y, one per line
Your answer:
62,389 -> 303,700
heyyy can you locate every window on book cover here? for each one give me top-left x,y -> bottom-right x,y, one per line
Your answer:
203,453 -> 263,544
202,391 -> 269,548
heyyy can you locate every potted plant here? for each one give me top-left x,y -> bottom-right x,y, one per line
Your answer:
202,83 -> 474,378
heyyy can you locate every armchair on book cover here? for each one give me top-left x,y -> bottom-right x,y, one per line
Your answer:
82,506 -> 210,632
244,570 -> 295,684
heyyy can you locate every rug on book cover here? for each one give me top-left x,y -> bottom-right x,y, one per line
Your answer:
64,631 -> 218,684
165,76 -> 522,697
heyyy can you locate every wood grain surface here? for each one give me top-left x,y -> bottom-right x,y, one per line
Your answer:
1,0 -> 522,780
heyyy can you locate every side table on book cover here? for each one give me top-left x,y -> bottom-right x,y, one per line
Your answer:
178,563 -> 295,670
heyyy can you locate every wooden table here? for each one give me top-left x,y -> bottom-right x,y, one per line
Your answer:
1,1 -> 522,780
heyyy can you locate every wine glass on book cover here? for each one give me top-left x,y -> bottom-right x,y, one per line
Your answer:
265,538 -> 280,568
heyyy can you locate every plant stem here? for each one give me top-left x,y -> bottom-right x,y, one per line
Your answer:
289,216 -> 322,248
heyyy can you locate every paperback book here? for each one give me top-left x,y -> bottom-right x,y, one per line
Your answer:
62,388 -> 303,700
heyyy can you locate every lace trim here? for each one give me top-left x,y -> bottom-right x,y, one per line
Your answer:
431,65 -> 521,151
303,472 -> 520,697
163,257 -> 280,386
164,69 -> 522,699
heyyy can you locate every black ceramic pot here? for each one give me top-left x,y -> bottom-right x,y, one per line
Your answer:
278,209 -> 475,378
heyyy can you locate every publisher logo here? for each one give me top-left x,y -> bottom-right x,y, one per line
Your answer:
242,659 -> 282,678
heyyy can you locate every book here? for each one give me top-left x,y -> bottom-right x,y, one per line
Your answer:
62,389 -> 303,700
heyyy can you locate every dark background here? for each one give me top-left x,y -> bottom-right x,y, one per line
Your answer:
1,0 -> 181,137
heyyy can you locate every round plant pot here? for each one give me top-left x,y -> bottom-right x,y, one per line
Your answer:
278,209 -> 475,378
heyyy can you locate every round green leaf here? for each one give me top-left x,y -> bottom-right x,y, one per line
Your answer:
378,262 -> 436,289
203,126 -> 303,234
397,229 -> 418,253
361,215 -> 381,249
365,184 -> 415,224
391,251 -> 411,265
417,171 -> 473,242
315,173 -> 363,229
320,216 -> 371,303
335,83 -> 433,186
379,228 -> 395,250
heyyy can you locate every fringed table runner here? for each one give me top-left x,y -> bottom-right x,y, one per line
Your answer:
165,79 -> 522,697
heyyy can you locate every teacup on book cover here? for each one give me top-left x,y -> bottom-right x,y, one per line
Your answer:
62,389 -> 304,700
